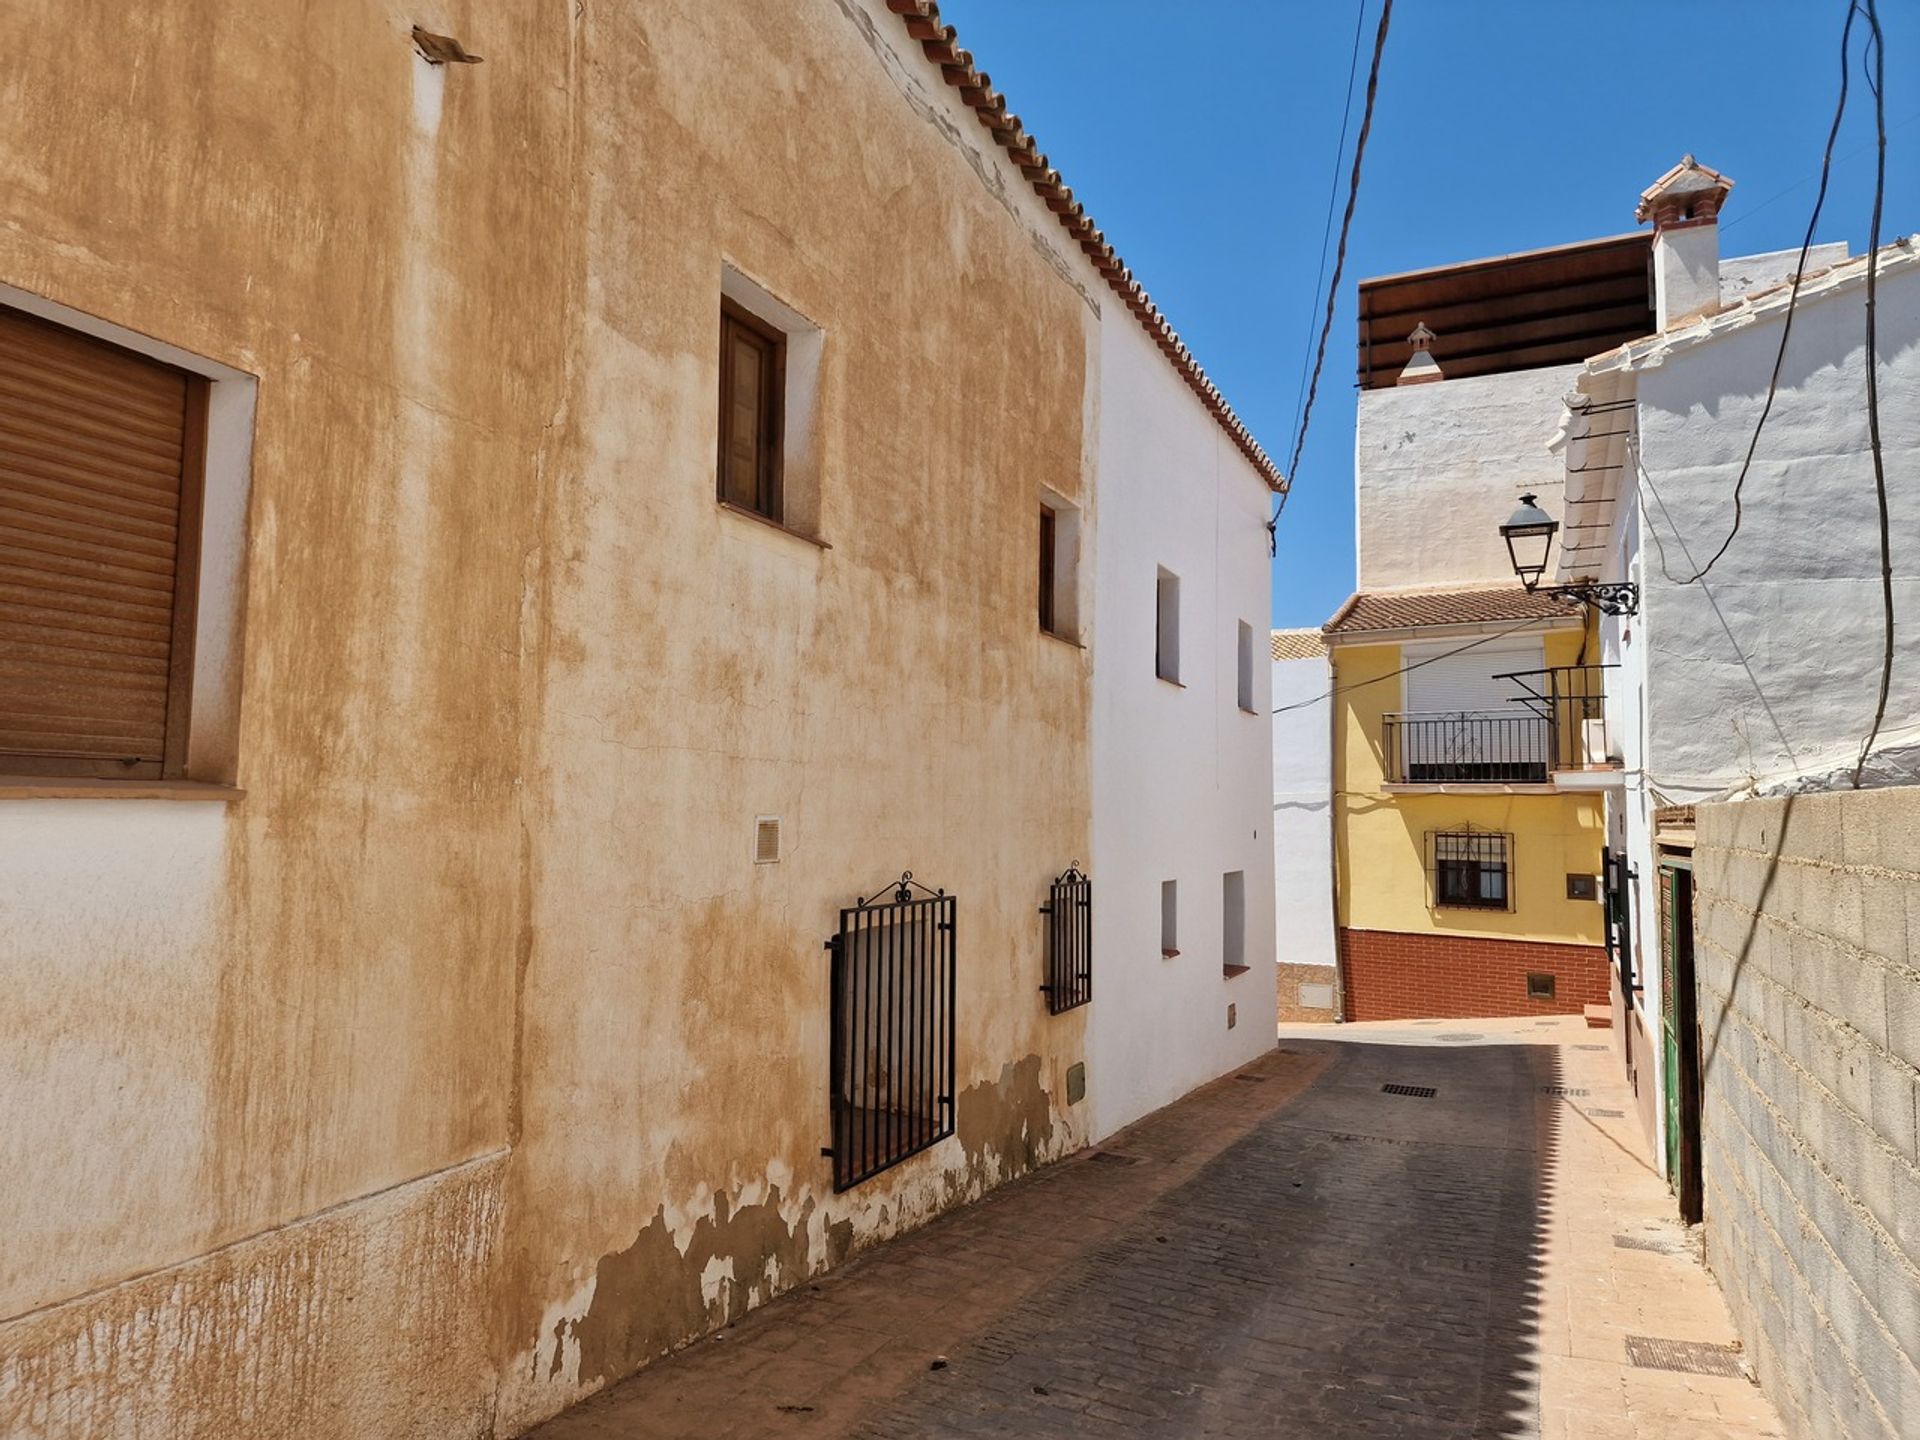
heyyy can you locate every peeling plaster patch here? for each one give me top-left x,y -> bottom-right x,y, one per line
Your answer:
573,1187 -> 816,1385
954,1053 -> 1057,1193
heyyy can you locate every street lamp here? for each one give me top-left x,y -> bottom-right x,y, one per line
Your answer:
1499,493 -> 1640,616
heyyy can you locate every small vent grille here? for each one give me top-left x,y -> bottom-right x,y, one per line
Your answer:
1437,1032 -> 1483,1042
1589,1107 -> 1626,1118
1382,1083 -> 1437,1099
1540,1086 -> 1590,1097
754,816 -> 781,864
1624,1336 -> 1746,1379
1574,1043 -> 1608,1051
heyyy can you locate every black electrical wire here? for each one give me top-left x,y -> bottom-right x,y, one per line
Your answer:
1272,615 -> 1547,716
1678,0 -> 1859,585
1271,0 -> 1392,539
1853,0 -> 1894,788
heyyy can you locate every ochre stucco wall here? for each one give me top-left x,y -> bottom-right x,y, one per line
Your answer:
1331,634 -> 1605,947
0,3 -> 1106,1435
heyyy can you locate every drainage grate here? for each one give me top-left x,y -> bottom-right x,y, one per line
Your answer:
1382,1083 -> 1437,1098
1539,1086 -> 1590,1097
1574,1043 -> 1608,1051
1436,1032 -> 1483,1042
1086,1150 -> 1143,1166
1625,1335 -> 1746,1379
1589,1107 -> 1625,1118
1235,1072 -> 1268,1083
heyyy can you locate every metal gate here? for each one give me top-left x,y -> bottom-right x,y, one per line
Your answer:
1659,861 -> 1704,1222
1602,846 -> 1638,996
1040,866 -> 1092,1014
824,873 -> 956,1192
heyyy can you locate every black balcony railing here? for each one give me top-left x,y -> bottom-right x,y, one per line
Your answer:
824,873 -> 956,1192
1384,711 -> 1551,783
1384,665 -> 1617,784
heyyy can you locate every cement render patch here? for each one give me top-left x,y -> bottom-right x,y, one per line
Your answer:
527,1022 -> 1781,1439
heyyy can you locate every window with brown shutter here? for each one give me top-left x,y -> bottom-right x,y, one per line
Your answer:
1038,505 -> 1057,634
717,298 -> 784,522
0,305 -> 207,779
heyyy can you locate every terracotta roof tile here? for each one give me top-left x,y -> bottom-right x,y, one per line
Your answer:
1271,628 -> 1328,661
884,0 -> 1282,492
1321,587 -> 1575,636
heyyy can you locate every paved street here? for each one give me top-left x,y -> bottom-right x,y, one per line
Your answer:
534,1020 -> 1782,1439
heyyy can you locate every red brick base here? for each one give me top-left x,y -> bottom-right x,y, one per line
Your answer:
1338,927 -> 1609,1022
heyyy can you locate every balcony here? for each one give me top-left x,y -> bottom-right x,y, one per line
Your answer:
1383,666 -> 1620,789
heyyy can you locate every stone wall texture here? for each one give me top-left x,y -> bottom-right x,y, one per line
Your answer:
1276,962 -> 1338,1023
1694,787 -> 1920,1439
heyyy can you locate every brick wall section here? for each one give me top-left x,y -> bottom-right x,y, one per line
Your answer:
1694,787 -> 1920,1440
1338,927 -> 1608,1021
1276,962 -> 1338,1022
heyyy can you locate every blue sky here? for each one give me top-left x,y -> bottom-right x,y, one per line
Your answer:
936,0 -> 1919,627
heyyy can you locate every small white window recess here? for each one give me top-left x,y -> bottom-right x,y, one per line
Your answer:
1155,568 -> 1181,684
754,816 -> 782,864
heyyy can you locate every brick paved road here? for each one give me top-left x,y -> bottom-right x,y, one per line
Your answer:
534,1023 -> 1781,1439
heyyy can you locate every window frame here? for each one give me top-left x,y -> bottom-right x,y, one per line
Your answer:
716,296 -> 786,523
1155,567 -> 1181,684
1236,619 -> 1255,712
1429,830 -> 1514,912
1038,505 -> 1058,635
0,309 -> 212,781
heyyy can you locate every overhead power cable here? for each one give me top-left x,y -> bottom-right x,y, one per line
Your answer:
1287,0 -> 1369,454
1677,0 -> 1858,584
1269,0 -> 1392,547
1272,616 -> 1545,716
1853,0 -> 1894,788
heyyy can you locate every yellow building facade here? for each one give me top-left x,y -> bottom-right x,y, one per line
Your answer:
1326,600 -> 1610,1020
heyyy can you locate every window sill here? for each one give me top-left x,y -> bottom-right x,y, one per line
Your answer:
1039,627 -> 1085,650
0,777 -> 244,802
717,501 -> 830,550
1161,947 -> 1180,959
1157,675 -> 1186,689
1239,705 -> 1258,715
1221,963 -> 1252,978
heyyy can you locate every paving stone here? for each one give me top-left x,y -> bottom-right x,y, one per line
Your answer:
530,1024 -> 1782,1440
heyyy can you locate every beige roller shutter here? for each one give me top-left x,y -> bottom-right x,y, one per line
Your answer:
0,305 -> 204,779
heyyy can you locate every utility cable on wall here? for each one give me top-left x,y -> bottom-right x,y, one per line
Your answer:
1676,0 -> 1858,585
1268,0 -> 1392,552
1272,616 -> 1545,716
1852,0 -> 1894,788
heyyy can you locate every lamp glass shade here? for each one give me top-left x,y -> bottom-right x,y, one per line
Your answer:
1500,494 -> 1558,590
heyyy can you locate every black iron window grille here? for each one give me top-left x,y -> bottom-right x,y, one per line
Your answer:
1430,830 -> 1513,911
1040,866 -> 1092,1014
823,872 -> 956,1192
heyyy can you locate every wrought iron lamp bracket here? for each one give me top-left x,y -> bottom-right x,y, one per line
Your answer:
1542,580 -> 1640,617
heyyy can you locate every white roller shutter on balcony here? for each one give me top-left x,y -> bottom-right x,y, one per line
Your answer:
1404,638 -> 1544,714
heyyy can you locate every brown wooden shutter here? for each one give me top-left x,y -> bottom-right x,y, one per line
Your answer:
716,300 -> 784,521
0,306 -> 205,779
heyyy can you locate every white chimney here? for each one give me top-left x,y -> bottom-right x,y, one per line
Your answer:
1637,155 -> 1734,330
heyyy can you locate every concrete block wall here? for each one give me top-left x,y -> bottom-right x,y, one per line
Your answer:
1694,787 -> 1920,1439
